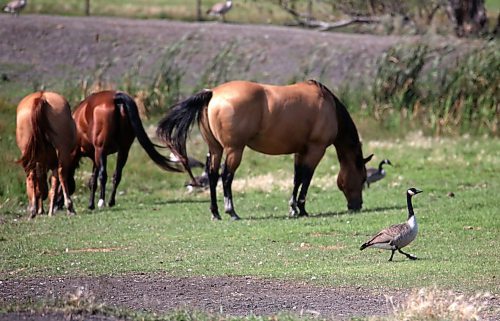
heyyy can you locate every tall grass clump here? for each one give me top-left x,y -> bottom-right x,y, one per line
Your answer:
195,39 -> 257,91
371,41 -> 499,136
376,287 -> 494,321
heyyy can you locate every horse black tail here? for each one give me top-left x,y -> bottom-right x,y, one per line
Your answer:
156,90 -> 213,184
113,92 -> 182,173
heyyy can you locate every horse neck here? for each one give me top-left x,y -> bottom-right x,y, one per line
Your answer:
332,114 -> 361,167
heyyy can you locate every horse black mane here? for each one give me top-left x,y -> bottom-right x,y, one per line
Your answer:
307,80 -> 364,168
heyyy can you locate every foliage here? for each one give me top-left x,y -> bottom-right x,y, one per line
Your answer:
368,41 -> 499,135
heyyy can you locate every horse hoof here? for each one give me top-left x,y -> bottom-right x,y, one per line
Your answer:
211,214 -> 222,221
230,215 -> 240,221
88,205 -> 95,210
67,211 -> 76,216
288,209 -> 299,218
98,199 -> 105,208
408,255 -> 418,260
108,201 -> 115,207
298,211 -> 309,217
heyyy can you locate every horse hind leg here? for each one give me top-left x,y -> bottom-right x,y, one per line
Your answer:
97,154 -> 108,209
207,150 -> 222,220
25,171 -> 37,218
57,166 -> 76,216
108,147 -> 130,207
221,147 -> 243,220
88,163 -> 98,210
47,171 -> 59,216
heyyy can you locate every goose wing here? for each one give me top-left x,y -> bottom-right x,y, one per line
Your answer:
5,0 -> 24,9
366,167 -> 377,176
207,2 -> 224,14
360,223 -> 406,250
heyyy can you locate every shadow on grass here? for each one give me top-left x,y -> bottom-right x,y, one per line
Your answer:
312,205 -> 406,218
241,205 -> 406,221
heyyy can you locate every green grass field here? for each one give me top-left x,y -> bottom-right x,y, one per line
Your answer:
1,104 -> 499,294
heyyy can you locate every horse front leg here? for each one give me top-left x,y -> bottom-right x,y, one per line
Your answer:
208,151 -> 222,220
296,166 -> 314,217
289,155 -> 302,218
108,147 -> 130,207
295,147 -> 325,217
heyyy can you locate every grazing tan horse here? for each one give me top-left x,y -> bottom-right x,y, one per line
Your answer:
71,90 -> 182,210
16,91 -> 77,218
157,80 -> 373,220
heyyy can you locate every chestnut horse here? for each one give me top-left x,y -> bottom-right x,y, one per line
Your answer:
71,90 -> 181,209
16,91 -> 77,218
157,80 -> 373,220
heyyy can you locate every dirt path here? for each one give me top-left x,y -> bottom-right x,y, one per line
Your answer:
0,274 -> 400,320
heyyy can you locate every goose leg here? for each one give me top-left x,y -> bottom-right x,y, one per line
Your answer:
388,249 -> 396,261
398,248 -> 417,260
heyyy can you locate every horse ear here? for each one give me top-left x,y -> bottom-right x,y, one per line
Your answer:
364,154 -> 374,164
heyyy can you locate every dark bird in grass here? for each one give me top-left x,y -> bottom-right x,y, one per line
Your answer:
206,0 -> 233,22
3,0 -> 27,16
360,187 -> 422,261
185,153 -> 211,192
169,152 -> 204,169
366,159 -> 392,187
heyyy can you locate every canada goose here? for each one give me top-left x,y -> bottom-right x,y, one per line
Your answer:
2,0 -> 27,16
360,187 -> 422,261
207,0 -> 232,22
366,159 -> 392,187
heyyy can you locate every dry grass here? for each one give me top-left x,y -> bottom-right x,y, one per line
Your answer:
377,287 -> 495,321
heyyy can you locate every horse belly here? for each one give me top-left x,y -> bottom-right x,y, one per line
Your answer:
247,133 -> 305,155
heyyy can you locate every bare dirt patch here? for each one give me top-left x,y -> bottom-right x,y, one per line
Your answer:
0,14 -> 467,95
1,274 -> 400,320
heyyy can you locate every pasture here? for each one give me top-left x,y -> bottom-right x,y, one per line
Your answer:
0,8 -> 499,321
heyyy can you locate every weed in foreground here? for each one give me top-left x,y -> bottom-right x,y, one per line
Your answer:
377,287 -> 495,321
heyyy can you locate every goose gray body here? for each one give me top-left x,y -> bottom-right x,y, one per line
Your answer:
360,187 -> 422,261
366,159 -> 392,187
207,0 -> 232,21
3,0 -> 26,15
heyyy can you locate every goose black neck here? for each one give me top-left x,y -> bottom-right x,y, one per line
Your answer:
378,161 -> 385,171
407,194 -> 415,218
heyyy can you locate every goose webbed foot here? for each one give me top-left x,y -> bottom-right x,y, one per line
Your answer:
398,248 -> 417,260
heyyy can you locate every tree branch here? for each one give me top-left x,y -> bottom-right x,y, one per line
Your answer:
278,2 -> 380,31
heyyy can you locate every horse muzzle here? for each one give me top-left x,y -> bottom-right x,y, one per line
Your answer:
347,200 -> 362,211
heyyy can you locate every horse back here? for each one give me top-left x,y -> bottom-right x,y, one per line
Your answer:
208,80 -> 338,155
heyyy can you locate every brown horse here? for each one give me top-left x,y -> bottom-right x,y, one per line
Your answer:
71,90 -> 181,209
157,80 -> 373,220
16,91 -> 77,218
